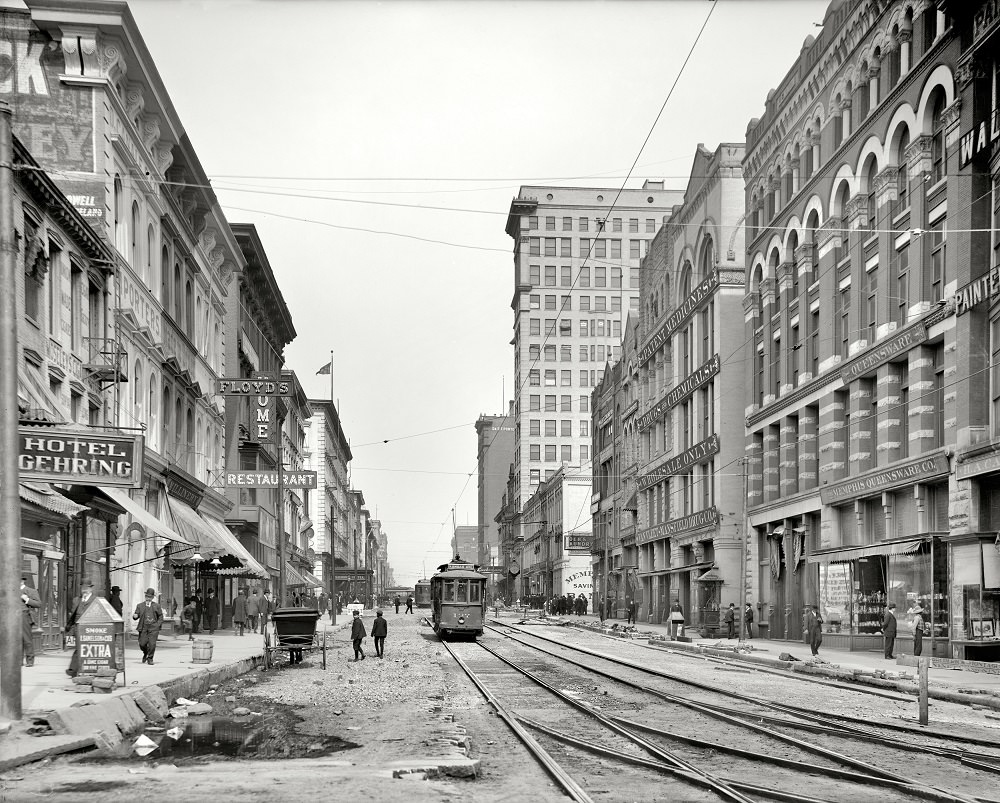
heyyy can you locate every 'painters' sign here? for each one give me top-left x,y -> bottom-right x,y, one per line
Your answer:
18,427 -> 143,487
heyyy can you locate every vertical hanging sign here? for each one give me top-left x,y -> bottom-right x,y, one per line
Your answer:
253,388 -> 276,445
216,374 -> 291,448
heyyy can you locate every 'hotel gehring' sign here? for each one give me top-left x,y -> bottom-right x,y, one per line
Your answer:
819,453 -> 950,505
225,471 -> 318,489
18,427 -> 144,487
636,507 -> 720,546
838,322 -> 927,384
638,354 -> 720,432
638,272 -> 718,367
637,434 -> 720,492
217,376 -> 291,445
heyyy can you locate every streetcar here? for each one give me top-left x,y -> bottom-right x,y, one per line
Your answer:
429,556 -> 487,639
414,579 -> 432,608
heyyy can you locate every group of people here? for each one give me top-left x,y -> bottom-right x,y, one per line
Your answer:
548,593 -> 589,617
349,608 -> 389,661
392,594 -> 414,614
722,602 -> 757,639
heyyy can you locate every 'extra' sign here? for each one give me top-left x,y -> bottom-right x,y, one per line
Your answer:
18,427 -> 143,487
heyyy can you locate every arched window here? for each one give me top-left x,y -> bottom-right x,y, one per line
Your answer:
174,396 -> 183,462
160,245 -> 170,307
863,156 -> 879,233
786,231 -> 799,299
146,224 -> 155,289
766,175 -> 776,220
130,201 -> 140,272
213,321 -> 221,373
195,297 -> 203,353
922,5 -> 937,52
700,237 -> 715,278
185,407 -> 195,473
769,248 -> 781,310
803,130 -> 814,179
162,386 -> 171,458
196,415 -> 204,480
930,90 -> 947,184
133,359 -> 143,426
894,128 -> 911,216
888,27 -> 902,87
833,94 -> 844,149
805,210 -> 820,286
148,373 -> 158,451
783,164 -> 794,203
185,280 -> 194,339
113,176 -> 125,255
173,263 -> 182,323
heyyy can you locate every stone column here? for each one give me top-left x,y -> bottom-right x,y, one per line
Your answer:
818,389 -> 847,483
908,345 -> 937,455
779,415 -> 799,498
840,98 -> 852,141
905,136 -> 933,311
798,405 -> 819,491
848,378 -> 876,475
762,424 -> 780,504
876,363 -> 905,466
811,134 -> 821,178
899,28 -> 912,75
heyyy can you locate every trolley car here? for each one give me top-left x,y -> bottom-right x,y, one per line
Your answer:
414,579 -> 432,608
429,556 -> 487,638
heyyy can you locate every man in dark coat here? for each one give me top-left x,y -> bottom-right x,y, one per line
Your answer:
232,588 -> 248,636
405,594 -> 413,614
723,603 -> 737,639
193,590 -> 203,634
626,597 -> 638,625
133,587 -> 164,665
350,609 -> 367,661
66,579 -> 97,677
204,588 -> 219,634
743,602 -> 755,639
882,602 -> 898,659
394,594 -> 401,614
107,585 -> 124,617
20,576 -> 41,667
371,609 -> 388,658
807,605 -> 824,656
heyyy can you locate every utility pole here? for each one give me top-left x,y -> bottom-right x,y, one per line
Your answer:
738,457 -> 749,640
275,410 -> 286,606
0,102 -> 22,720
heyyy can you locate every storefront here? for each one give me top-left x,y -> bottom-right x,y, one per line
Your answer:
812,537 -> 948,656
948,536 -> 1000,661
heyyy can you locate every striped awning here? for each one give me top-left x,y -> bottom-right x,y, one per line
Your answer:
808,538 -> 926,564
285,564 -> 309,587
19,482 -> 87,519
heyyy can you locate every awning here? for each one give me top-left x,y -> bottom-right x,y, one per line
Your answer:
808,538 -> 926,565
19,482 -> 87,519
97,486 -> 193,546
299,568 -> 323,588
695,567 -> 724,583
663,561 -> 712,575
285,564 -> 309,587
19,365 -> 62,424
201,514 -> 268,578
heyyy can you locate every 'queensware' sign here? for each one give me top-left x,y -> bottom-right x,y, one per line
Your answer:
18,427 -> 143,487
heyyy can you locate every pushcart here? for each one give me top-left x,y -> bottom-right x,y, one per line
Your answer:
263,608 -> 327,669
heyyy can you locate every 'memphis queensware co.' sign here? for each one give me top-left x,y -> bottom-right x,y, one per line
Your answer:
18,427 -> 144,487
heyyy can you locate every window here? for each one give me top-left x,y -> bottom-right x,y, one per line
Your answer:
560,238 -> 571,257
561,419 -> 572,437
929,218 -> 945,302
530,318 -> 540,336
864,264 -> 878,341
543,344 -> 555,361
788,325 -> 799,387
611,268 -> 622,289
528,216 -> 538,230
530,416 -> 540,433
594,240 -> 606,259
131,201 -> 141,269
612,218 -> 622,232
561,395 -> 571,412
610,240 -> 621,260
529,294 -> 540,310
545,295 -> 556,311
931,94 -> 947,184
837,281 -> 851,359
559,319 -> 572,336
561,445 -> 572,463
580,445 -> 589,462
611,296 -> 621,313
595,296 -> 607,312
529,265 -> 540,285
579,238 -> 590,256
580,420 -> 589,437
529,343 -> 540,360
630,240 -> 641,259
23,217 -> 43,323
579,370 -> 589,386
545,444 -> 557,461
530,238 -> 540,256
562,216 -> 572,231
579,267 -> 591,288
545,238 -> 556,257
580,296 -> 590,312
545,420 -> 557,437
579,395 -> 589,412
894,246 -> 909,327
595,267 -> 606,287
545,265 -> 556,286
561,266 -> 571,287
529,369 -> 540,386
809,308 -> 819,377
545,216 -> 555,231
645,219 -> 656,233
630,267 -> 640,289
47,242 -> 60,336
544,369 -> 556,386
579,217 -> 589,231
560,345 -> 572,362
580,320 -> 589,337
530,469 -> 540,486
530,444 -> 540,461
561,294 -> 571,310
579,345 -> 588,361
771,335 -> 782,395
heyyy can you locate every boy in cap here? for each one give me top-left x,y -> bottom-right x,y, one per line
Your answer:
371,609 -> 388,658
133,587 -> 164,665
350,609 -> 367,661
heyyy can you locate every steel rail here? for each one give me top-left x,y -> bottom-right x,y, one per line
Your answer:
491,620 -> 1000,748
439,639 -> 594,803
486,623 -> 983,803
517,715 -> 839,803
470,639 -> 756,803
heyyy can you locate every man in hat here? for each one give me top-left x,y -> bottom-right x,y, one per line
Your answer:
910,605 -> 925,657
107,585 -> 124,617
66,579 -> 97,677
133,587 -> 164,665
350,609 -> 367,661
882,602 -> 898,659
371,609 -> 388,658
20,576 -> 40,667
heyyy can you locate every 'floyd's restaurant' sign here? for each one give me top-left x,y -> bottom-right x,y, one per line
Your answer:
18,427 -> 143,487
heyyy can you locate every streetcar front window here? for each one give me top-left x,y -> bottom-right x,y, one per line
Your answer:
456,580 -> 468,602
444,581 -> 455,602
470,582 -> 481,603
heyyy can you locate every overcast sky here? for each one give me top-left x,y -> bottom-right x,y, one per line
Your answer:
128,0 -> 829,586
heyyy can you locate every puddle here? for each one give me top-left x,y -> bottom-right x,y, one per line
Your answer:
81,716 -> 359,763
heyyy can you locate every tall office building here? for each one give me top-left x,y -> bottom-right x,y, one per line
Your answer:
504,184 -> 684,521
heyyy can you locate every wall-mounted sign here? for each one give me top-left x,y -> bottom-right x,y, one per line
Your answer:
638,272 -> 718,366
225,471 -> 317,489
955,266 -> 1000,316
637,434 -> 720,491
18,427 -> 143,487
638,354 -> 720,432
636,507 -> 720,546
839,323 -> 927,384
217,377 -> 291,396
819,453 -> 949,505
958,108 -> 999,169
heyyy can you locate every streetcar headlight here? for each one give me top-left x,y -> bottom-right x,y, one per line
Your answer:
458,616 -> 466,624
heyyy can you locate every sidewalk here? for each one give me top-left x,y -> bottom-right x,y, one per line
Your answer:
522,611 -> 1000,707
0,615 -> 352,771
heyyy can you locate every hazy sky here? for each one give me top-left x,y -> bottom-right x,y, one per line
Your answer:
128,0 -> 829,586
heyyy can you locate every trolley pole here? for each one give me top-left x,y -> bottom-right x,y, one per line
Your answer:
0,101 -> 21,721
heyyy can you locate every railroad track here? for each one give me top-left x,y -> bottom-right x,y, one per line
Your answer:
443,624 -> 999,802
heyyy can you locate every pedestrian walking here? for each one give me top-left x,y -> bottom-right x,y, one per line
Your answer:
405,594 -> 413,614
669,601 -> 685,639
246,589 -> 261,633
882,602 -> 898,659
723,603 -> 737,639
807,604 -> 824,656
911,605 -> 925,657
66,579 -> 97,677
107,585 -> 124,617
371,609 -> 388,658
20,576 -> 40,667
133,587 -> 164,665
394,594 -> 401,614
233,588 -> 248,636
261,590 -> 274,629
350,609 -> 367,661
743,602 -> 755,639
193,590 -> 203,634
204,588 -> 219,634
182,596 -> 197,640
626,597 -> 638,625
318,592 -> 329,619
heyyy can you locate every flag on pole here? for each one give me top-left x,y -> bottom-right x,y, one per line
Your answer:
316,361 -> 332,376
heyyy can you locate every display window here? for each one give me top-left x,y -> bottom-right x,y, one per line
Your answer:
952,541 -> 1000,643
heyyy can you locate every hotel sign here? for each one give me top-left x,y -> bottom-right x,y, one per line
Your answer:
637,507 -> 719,546
637,434 -> 720,491
225,471 -> 318,489
820,453 -> 949,505
638,354 -> 720,432
18,427 -> 143,487
839,323 -> 927,384
638,273 -> 718,366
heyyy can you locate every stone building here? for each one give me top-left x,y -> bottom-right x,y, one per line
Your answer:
476,407 -> 514,590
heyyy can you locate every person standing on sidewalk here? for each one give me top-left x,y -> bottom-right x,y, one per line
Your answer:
107,585 -> 124,617
20,576 -> 40,667
205,588 -> 219,635
261,590 -> 274,628
133,588 -> 164,665
232,588 -> 248,636
882,603 -> 898,659
743,602 -> 755,639
807,605 -> 824,657
246,589 -> 261,634
193,590 -> 203,635
723,603 -> 737,639
910,605 -> 925,657
350,609 -> 367,661
626,597 -> 638,625
371,609 -> 388,658
66,579 -> 97,677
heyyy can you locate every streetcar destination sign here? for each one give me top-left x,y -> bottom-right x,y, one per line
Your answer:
225,471 -> 318,489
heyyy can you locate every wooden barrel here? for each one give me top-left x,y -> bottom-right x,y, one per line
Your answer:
192,639 -> 213,664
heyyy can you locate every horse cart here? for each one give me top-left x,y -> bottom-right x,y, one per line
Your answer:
263,608 -> 327,669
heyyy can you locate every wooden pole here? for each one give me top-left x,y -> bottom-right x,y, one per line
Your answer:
918,655 -> 929,726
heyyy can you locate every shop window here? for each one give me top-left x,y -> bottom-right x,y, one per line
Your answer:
863,497 -> 885,542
